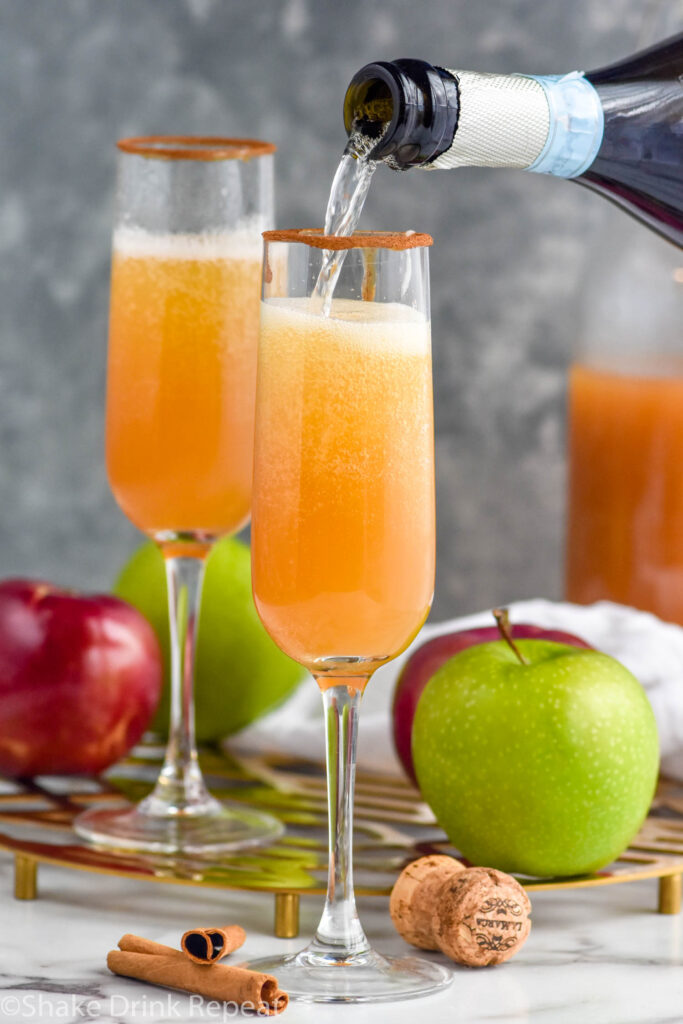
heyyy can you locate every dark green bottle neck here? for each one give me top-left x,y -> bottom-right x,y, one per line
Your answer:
343,59 -> 459,169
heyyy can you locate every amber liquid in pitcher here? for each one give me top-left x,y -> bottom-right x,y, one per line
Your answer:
566,361 -> 683,623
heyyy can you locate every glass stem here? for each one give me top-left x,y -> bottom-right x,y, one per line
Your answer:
145,554 -> 215,815
310,682 -> 370,957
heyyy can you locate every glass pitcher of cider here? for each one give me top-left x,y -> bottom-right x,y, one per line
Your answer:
565,221 -> 683,623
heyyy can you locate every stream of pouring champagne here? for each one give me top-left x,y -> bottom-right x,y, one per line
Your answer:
314,135 -> 379,311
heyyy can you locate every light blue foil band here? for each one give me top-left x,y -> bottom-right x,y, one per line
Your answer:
526,72 -> 604,178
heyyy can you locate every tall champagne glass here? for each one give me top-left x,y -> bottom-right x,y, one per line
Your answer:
75,138 -> 283,854
245,230 -> 452,1000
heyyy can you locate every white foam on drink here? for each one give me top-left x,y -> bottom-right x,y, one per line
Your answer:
113,223 -> 264,262
262,296 -> 430,357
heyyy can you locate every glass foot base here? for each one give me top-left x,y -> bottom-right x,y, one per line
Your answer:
74,800 -> 283,856
243,947 -> 453,1003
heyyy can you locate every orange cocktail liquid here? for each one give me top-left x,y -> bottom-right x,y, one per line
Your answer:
566,362 -> 683,623
252,298 -> 435,680
106,228 -> 261,537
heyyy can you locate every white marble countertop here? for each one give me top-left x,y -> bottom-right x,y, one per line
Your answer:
0,857 -> 681,1024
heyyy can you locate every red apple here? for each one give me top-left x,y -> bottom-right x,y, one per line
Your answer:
393,617 -> 593,782
0,579 -> 162,776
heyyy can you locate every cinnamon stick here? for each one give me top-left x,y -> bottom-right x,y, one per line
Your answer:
118,934 -> 183,958
107,941 -> 287,1015
181,925 -> 246,964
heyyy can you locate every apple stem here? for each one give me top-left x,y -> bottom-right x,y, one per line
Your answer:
493,608 -> 528,666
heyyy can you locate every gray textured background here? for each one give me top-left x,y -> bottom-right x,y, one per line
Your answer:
0,0 -> 679,618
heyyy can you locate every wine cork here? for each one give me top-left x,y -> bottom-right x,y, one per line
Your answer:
390,857 -> 531,967
434,866 -> 531,966
389,854 -> 466,949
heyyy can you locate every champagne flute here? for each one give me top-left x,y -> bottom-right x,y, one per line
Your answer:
75,137 -> 283,855
245,229 -> 453,1000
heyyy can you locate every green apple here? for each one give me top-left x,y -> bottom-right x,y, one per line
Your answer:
412,637 -> 659,877
114,538 -> 304,743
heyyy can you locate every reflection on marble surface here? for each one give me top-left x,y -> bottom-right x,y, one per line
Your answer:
0,860 -> 681,1023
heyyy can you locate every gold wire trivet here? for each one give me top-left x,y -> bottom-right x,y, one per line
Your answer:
0,739 -> 681,936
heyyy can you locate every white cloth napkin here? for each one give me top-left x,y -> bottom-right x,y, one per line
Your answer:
229,600 -> 683,781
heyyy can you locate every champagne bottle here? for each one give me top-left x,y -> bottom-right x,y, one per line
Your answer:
343,33 -> 683,246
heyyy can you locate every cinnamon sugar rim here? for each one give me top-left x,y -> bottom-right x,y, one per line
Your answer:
116,136 -> 276,161
263,229 -> 433,251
